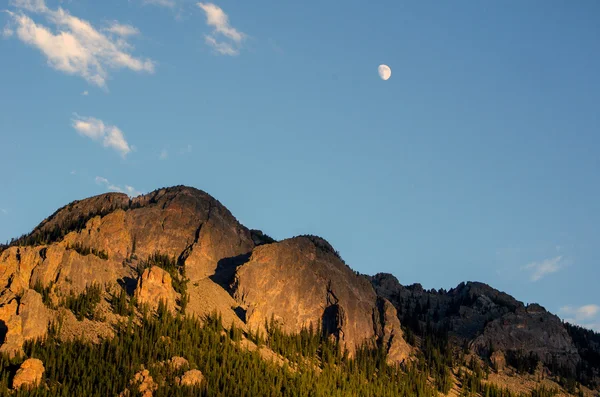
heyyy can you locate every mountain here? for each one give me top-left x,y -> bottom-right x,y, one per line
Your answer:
0,186 -> 598,396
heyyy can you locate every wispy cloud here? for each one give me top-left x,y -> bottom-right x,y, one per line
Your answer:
143,0 -> 176,8
105,22 -> 140,37
197,3 -> 245,56
159,149 -> 168,160
81,90 -> 88,96
72,114 -> 132,157
2,25 -> 14,37
5,0 -> 154,87
560,304 -> 600,332
521,255 -> 566,282
95,176 -> 142,197
0,209 -> 8,215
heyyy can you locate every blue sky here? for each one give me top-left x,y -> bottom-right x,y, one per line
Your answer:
1,0 -> 599,330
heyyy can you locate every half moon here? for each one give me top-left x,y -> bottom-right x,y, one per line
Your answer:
378,64 -> 391,81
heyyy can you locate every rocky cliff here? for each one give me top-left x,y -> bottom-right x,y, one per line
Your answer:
371,273 -> 581,372
0,186 -> 407,363
232,236 -> 411,363
0,185 -> 598,391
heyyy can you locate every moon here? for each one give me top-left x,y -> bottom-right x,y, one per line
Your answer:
378,64 -> 391,81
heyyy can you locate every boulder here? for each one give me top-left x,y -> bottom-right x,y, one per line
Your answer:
491,350 -> 506,372
168,356 -> 189,370
12,358 -> 44,390
132,369 -> 157,397
179,369 -> 204,387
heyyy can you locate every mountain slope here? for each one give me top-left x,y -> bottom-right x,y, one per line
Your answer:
0,185 -> 598,395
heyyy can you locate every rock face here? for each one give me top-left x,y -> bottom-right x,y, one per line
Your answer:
491,350 -> 507,372
232,236 -> 410,362
471,304 -> 579,370
179,369 -> 204,387
12,358 -> 45,390
0,289 -> 50,356
0,186 -> 254,351
135,266 -> 178,312
0,184 -> 594,383
375,297 -> 412,364
370,273 -> 580,372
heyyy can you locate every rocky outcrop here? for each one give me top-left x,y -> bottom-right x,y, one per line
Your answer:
179,369 -> 204,387
3,187 -> 254,298
0,299 -> 21,356
12,358 -> 45,390
370,273 -> 580,372
232,236 -> 409,361
0,289 -> 50,356
130,369 -> 157,397
491,350 -> 507,372
168,356 -> 189,371
471,304 -> 579,370
375,297 -> 412,364
0,186 -> 255,351
135,267 -> 178,312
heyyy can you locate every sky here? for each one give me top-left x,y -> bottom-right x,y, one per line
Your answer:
0,0 -> 599,331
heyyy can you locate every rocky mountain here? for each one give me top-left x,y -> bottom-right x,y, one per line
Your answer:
0,185 -> 598,396
371,274 -> 580,371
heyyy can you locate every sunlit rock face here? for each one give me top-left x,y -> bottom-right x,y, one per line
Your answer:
233,236 -> 411,363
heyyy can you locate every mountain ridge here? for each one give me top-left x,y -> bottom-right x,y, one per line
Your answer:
0,185 -> 598,395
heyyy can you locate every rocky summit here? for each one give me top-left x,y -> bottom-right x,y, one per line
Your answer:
0,185 -> 598,396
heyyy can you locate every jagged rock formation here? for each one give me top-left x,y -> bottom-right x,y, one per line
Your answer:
232,236 -> 410,363
12,358 -> 45,390
135,266 -> 178,312
0,289 -> 50,357
370,273 -> 580,372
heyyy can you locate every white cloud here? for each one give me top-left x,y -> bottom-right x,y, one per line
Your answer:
560,305 -> 600,332
159,149 -> 168,160
143,0 -> 175,7
105,22 -> 139,37
104,126 -> 131,156
522,255 -> 565,282
560,304 -> 600,322
2,25 -> 14,37
197,3 -> 244,56
203,35 -> 237,55
70,170 -> 76,175
125,185 -> 142,196
95,176 -> 109,185
9,0 -> 46,13
95,176 -> 142,197
81,90 -> 88,96
72,115 -> 105,139
72,115 -> 131,157
5,0 -> 154,87
0,209 -> 8,215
